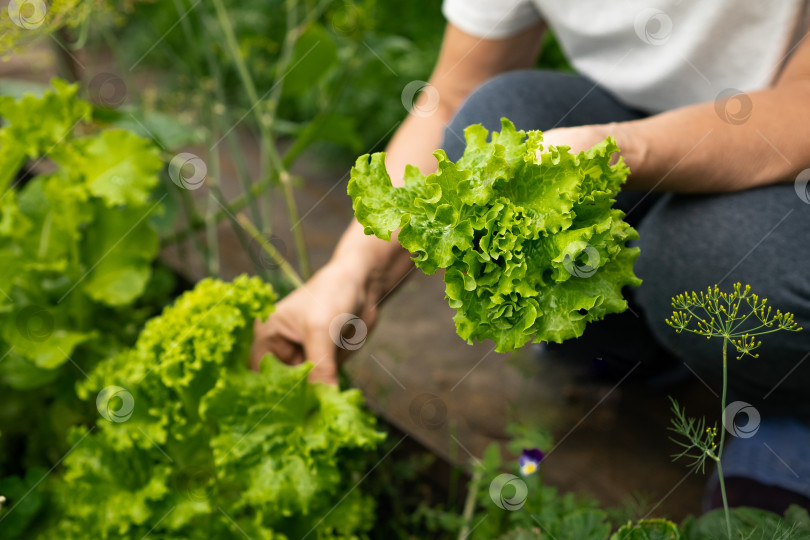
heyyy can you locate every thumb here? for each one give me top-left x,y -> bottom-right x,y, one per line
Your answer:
303,330 -> 339,386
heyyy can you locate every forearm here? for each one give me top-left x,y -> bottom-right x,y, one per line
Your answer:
326,22 -> 546,303
328,99 -> 453,301
617,81 -> 810,192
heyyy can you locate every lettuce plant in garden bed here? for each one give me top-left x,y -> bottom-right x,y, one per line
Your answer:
0,80 -> 167,381
14,276 -> 384,539
2,7 -> 809,538
349,118 -> 640,352
0,80 -> 174,535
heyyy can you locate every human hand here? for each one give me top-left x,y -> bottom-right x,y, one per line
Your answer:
537,124 -> 624,160
250,261 -> 378,386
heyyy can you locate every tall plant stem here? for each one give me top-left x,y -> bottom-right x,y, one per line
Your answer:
200,6 -> 264,234
161,176 -> 274,245
458,468 -> 482,540
205,146 -> 221,277
237,214 -> 304,288
176,179 -> 210,270
717,338 -> 732,539
211,0 -> 311,278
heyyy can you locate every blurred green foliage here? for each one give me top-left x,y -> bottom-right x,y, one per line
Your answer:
88,0 -> 568,153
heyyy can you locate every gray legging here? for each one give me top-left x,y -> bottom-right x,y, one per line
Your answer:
441,70 -> 810,421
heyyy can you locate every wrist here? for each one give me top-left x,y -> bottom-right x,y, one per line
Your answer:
609,121 -> 648,186
327,230 -> 413,305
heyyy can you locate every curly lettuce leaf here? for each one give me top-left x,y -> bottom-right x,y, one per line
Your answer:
0,79 -> 91,191
53,276 -> 384,540
349,118 -> 640,351
0,80 -> 164,379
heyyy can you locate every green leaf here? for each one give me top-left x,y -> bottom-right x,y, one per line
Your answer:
496,529 -> 542,540
554,509 -> 611,540
681,507 -> 809,540
103,108 -> 206,150
53,129 -> 162,207
53,276 -> 384,539
281,23 -> 338,96
0,79 -> 91,191
611,519 -> 681,540
80,203 -> 160,306
283,113 -> 363,165
0,78 -> 167,380
0,353 -> 61,389
0,468 -> 48,538
785,505 -> 810,530
349,118 -> 640,351
0,79 -> 172,539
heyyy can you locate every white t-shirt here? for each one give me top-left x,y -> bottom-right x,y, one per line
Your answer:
442,0 -> 810,112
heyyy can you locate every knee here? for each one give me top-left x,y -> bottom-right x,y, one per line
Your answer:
634,191 -> 810,326
442,70 -> 537,161
441,69 -> 642,160
441,70 -> 585,161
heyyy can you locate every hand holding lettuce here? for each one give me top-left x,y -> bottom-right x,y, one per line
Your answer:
348,118 -> 640,352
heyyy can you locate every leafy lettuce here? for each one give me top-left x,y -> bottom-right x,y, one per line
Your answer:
349,118 -> 640,351
50,276 -> 384,539
0,80 -> 171,538
0,79 -> 166,386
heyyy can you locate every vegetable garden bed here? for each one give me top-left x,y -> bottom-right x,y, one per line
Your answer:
2,2 -> 810,539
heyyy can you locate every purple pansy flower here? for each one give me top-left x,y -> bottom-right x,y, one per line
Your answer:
519,448 -> 545,476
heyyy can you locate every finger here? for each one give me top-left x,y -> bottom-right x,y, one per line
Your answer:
303,329 -> 339,386
250,318 -> 267,371
251,319 -> 302,370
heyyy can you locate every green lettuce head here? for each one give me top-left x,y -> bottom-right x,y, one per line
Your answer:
348,118 -> 641,352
